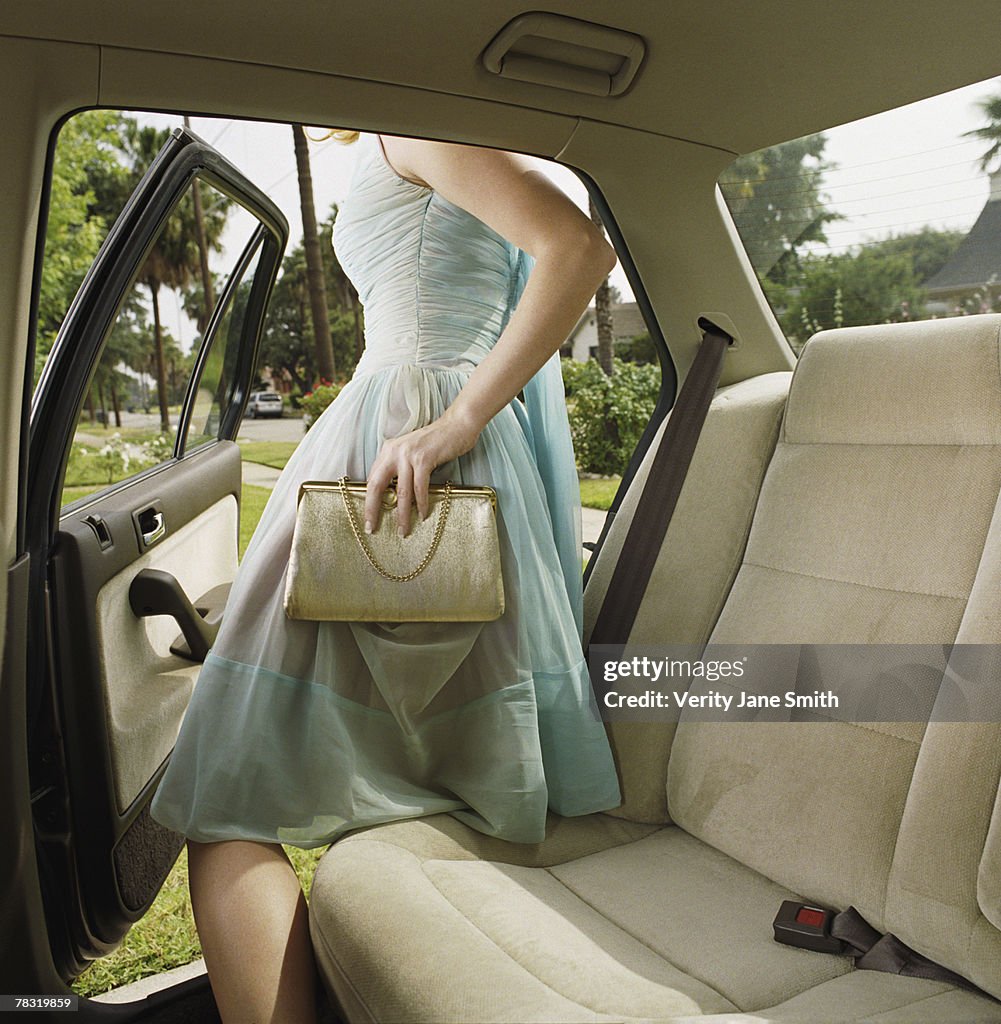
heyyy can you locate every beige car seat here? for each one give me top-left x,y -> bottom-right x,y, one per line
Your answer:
308,315 -> 1001,1022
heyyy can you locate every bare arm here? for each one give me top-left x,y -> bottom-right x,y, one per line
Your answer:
364,134 -> 617,536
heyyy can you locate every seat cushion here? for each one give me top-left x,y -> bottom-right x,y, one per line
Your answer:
672,973 -> 1001,1023
309,812 -> 1001,1022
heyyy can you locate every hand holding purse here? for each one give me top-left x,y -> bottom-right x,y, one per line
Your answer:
283,475 -> 505,622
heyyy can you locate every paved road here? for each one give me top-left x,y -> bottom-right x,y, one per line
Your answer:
102,408 -> 308,443
236,414 -> 307,443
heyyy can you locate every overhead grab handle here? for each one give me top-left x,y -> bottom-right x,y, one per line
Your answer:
481,12 -> 646,98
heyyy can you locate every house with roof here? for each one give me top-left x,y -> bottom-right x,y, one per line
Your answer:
560,300 -> 647,362
924,170 -> 1001,314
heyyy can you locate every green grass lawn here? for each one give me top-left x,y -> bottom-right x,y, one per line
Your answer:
236,441 -> 298,470
78,425 -> 173,441
239,483 -> 274,558
579,476 -> 620,510
61,484 -> 103,507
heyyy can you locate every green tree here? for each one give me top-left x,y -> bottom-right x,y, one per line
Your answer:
259,246 -> 318,394
564,357 -> 660,475
855,227 -> 964,285
616,332 -> 658,364
105,124 -> 231,432
91,293 -> 151,427
767,227 -> 963,350
293,125 -> 336,382
35,111 -> 127,384
779,246 -> 925,347
183,115 -> 217,330
719,134 -> 840,282
318,214 -> 364,372
259,208 -> 363,393
588,197 -> 615,376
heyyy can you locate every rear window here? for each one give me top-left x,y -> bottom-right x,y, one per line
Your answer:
720,75 -> 1001,353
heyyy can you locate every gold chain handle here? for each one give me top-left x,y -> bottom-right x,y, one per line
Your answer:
338,475 -> 453,582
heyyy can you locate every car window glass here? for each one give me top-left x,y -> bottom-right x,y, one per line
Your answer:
55,171 -> 259,509
720,74 -> 1001,354
180,237 -> 266,452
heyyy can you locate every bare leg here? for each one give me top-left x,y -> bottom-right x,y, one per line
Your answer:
186,838 -> 319,1024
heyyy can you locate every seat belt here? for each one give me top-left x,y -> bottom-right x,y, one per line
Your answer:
774,901 -> 997,999
587,317 -> 732,649
832,906 -> 991,996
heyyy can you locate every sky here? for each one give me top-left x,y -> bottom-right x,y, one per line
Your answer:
801,75 -> 1001,254
126,71 -> 1001,351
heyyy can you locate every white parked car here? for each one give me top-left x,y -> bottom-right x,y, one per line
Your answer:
245,390 -> 284,419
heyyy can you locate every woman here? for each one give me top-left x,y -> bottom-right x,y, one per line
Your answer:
150,129 -> 621,1022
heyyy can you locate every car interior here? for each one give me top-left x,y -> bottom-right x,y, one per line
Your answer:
5,2 -> 1001,1022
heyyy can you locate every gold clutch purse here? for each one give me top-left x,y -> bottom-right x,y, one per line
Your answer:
283,475 -> 505,622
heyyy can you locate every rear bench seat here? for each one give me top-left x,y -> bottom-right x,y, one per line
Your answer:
308,315 -> 1001,1022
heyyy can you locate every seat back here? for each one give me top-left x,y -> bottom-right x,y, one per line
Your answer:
585,314 -> 1001,996
583,371 -> 791,822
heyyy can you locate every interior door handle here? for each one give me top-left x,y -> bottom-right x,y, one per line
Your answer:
140,510 -> 165,546
128,568 -> 225,662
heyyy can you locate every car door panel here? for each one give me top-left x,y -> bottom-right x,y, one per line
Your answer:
21,126 -> 287,982
52,443 -> 240,818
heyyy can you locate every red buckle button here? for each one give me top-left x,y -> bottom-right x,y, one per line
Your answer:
795,907 -> 826,929
773,900 -> 846,954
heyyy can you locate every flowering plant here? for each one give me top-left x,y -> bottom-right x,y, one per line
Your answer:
96,433 -> 131,484
141,432 -> 175,464
301,378 -> 344,431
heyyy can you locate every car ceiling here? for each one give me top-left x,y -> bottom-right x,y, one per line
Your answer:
3,0 -> 1001,156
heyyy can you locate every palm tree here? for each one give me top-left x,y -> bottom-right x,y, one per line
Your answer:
87,119 -> 232,429
183,116 -> 216,329
964,94 -> 1001,172
114,124 -> 231,431
98,296 -> 149,427
588,197 -> 616,376
292,125 -> 336,383
322,209 -> 364,364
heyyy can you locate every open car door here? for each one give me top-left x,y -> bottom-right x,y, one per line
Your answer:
12,125 -> 287,991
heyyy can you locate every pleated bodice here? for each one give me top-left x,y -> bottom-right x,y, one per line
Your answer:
332,133 -> 527,376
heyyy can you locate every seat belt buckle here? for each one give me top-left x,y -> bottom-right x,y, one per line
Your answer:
773,900 -> 846,954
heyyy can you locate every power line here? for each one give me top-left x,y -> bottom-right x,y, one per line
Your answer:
736,186 -> 987,224
727,180 -> 988,219
209,121 -> 235,148
259,133 -> 343,196
722,136 -> 984,187
723,153 -> 991,203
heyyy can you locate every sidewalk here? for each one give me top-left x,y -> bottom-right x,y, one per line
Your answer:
241,461 -> 609,554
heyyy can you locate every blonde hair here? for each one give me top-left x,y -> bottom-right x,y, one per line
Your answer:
303,127 -> 360,145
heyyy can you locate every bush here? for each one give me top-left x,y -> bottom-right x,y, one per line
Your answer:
560,355 -> 593,397
300,379 -> 344,430
616,331 -> 659,364
566,357 -> 660,475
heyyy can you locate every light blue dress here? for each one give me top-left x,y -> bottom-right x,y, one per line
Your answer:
149,133 -> 621,848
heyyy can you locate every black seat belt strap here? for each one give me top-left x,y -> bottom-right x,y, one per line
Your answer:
831,906 -> 990,996
587,318 -> 732,649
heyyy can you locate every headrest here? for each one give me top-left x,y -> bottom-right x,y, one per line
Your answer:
783,315 -> 1001,446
